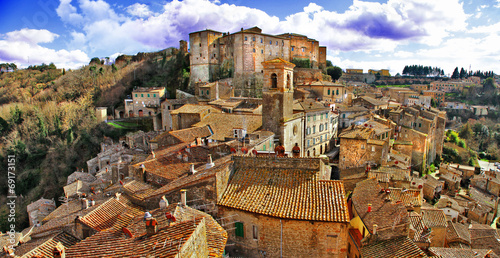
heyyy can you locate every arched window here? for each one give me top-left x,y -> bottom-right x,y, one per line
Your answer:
271,73 -> 277,88
286,73 -> 290,89
307,150 -> 310,157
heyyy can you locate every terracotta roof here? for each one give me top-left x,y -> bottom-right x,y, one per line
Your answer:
66,205 -> 227,258
337,105 -> 369,112
77,197 -> 143,232
470,235 -> 500,257
192,113 -> 262,141
360,96 -> 388,107
218,167 -> 349,222
446,221 -> 471,245
67,172 -> 96,185
169,104 -> 220,114
123,180 -> 157,201
351,178 -> 409,239
424,175 -> 442,189
293,99 -> 328,111
261,58 -> 295,66
428,247 -> 496,258
367,139 -> 386,146
421,208 -> 447,228
339,126 -> 374,140
388,187 -> 422,208
16,232 -> 79,258
152,126 -> 212,144
408,212 -> 430,243
361,237 -> 427,258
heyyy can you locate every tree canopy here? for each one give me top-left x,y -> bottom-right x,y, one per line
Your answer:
327,66 -> 343,81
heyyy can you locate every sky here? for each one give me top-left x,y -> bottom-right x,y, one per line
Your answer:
0,0 -> 499,76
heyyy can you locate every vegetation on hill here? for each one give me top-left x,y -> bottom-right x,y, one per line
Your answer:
0,47 -> 189,231
402,65 -> 444,77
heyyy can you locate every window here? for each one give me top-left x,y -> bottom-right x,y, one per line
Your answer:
361,144 -> 365,149
313,115 -> 316,121
291,46 -> 294,51
313,126 -> 316,134
342,114 -> 345,118
313,138 -> 315,144
419,123 -> 422,127
141,94 -> 144,97
213,44 -> 216,48
270,40 -> 272,45
245,36 -> 247,41
336,89 -> 339,95
320,135 -> 323,142
307,116 -> 310,122
260,38 -> 263,43
252,37 -> 255,41
253,48 -> 256,53
302,48 -> 305,52
235,222 -> 244,237
307,140 -> 310,147
328,89 -> 330,95
206,90 -> 210,95
276,41 -> 278,45
271,73 -> 278,88
261,50 -> 264,54
253,225 -> 258,240
372,146 -> 375,152
147,94 -> 150,97
135,94 -> 137,97
321,114 -> 323,120
153,94 -> 156,97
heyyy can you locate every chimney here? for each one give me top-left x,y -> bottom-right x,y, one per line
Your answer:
373,224 -> 378,235
81,198 -> 88,209
115,192 -> 121,201
159,196 -> 169,209
367,203 -> 372,212
181,189 -> 187,207
189,163 -> 197,174
206,154 -> 215,169
145,217 -> 158,235
52,242 -> 65,258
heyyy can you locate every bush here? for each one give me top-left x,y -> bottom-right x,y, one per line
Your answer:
457,139 -> 466,148
291,58 -> 310,68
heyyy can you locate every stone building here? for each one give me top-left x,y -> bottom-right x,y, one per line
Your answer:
218,156 -> 348,257
261,58 -> 305,155
188,26 -> 326,84
169,104 -> 221,131
338,126 -> 389,170
296,80 -> 346,103
423,90 -> 445,105
337,105 -> 370,129
26,198 -> 56,226
125,87 -> 166,118
293,99 -> 332,156
160,97 -> 198,132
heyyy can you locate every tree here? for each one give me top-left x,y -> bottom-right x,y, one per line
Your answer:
431,98 -> 437,108
483,77 -> 496,92
326,66 -> 343,81
451,67 -> 459,79
459,123 -> 473,140
89,57 -> 101,65
459,67 -> 466,79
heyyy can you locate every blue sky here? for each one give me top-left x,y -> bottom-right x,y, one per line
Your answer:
1,0 -> 499,76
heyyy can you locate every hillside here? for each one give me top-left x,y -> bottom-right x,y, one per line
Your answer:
0,47 -> 189,231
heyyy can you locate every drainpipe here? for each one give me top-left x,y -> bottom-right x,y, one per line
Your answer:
280,219 -> 283,258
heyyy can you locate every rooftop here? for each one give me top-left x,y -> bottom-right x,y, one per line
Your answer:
339,126 -> 374,140
192,113 -> 262,141
169,104 -> 220,115
218,166 -> 349,222
361,237 -> 427,258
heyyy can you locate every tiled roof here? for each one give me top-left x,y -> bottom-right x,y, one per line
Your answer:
424,175 -> 442,189
66,205 -> 227,258
293,99 -> 328,111
67,172 -> 96,185
351,178 -> 409,238
77,197 -> 143,232
408,212 -> 430,243
470,224 -> 499,240
192,113 -> 262,141
339,126 -> 374,139
262,58 -> 295,66
17,232 -> 79,258
63,180 -> 90,197
360,96 -> 388,107
169,104 -> 220,114
421,208 -> 447,228
388,188 -> 422,208
428,247 -> 496,258
361,237 -> 427,258
367,139 -> 386,146
337,105 -> 369,112
446,221 -> 471,245
218,167 -> 349,222
123,180 -> 157,201
470,235 -> 500,257
152,126 -> 212,145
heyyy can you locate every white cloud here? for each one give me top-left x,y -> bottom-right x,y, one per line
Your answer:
126,3 -> 154,17
0,29 -> 89,69
4,29 -> 58,45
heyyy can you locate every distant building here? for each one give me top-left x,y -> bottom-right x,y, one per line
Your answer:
27,198 -> 56,226
125,87 -> 166,118
423,90 -> 445,105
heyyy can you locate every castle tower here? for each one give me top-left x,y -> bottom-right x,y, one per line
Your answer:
262,58 -> 295,140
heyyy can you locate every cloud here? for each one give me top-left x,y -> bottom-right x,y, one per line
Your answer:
54,0 -> 469,57
4,29 -> 58,45
0,29 -> 89,69
126,3 -> 154,17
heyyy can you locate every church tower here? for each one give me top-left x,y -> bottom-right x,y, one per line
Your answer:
262,58 -> 295,140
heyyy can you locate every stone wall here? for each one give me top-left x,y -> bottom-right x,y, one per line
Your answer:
179,218 -> 209,257
220,207 -> 348,258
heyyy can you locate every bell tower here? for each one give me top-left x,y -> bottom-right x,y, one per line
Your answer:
261,58 -> 295,139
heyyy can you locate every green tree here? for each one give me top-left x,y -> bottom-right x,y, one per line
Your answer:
327,66 -> 343,81
451,67 -> 459,79
431,98 -> 437,108
448,130 -> 459,144
483,77 -> 496,92
291,58 -> 310,68
459,123 -> 473,140
89,57 -> 101,65
326,60 -> 333,67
